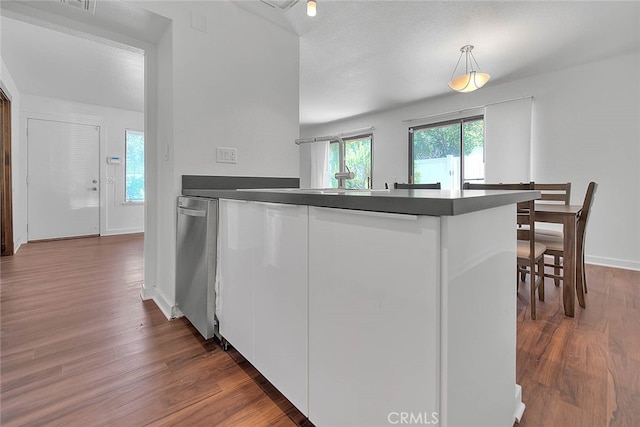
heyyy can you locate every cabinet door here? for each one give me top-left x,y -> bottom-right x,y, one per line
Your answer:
253,202 -> 309,415
218,199 -> 258,360
308,207 -> 440,427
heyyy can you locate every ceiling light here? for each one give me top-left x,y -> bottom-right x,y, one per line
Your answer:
307,0 -> 316,17
448,45 -> 490,93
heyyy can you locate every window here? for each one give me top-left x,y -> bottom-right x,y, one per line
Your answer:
328,134 -> 373,189
125,130 -> 144,203
409,116 -> 484,190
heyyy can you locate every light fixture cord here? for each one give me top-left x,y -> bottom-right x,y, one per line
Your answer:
469,50 -> 483,72
465,48 -> 470,74
450,45 -> 481,79
449,50 -> 466,80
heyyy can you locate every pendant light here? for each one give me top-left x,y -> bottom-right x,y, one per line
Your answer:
307,0 -> 316,17
448,45 -> 490,93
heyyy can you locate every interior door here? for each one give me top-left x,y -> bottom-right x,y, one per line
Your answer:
27,118 -> 100,240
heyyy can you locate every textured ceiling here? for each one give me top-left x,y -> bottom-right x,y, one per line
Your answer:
1,1 -> 639,123
276,0 -> 640,124
1,15 -> 145,112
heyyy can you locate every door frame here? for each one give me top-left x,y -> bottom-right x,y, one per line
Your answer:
1,88 -> 14,256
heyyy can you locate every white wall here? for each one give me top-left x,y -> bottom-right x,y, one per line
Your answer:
529,54 -> 639,270
0,57 -> 25,252
19,94 -> 144,237
140,1 -> 300,317
301,52 -> 640,271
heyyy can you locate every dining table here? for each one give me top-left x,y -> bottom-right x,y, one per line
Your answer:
534,203 -> 584,317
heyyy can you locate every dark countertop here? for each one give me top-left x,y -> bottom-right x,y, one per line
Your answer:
181,188 -> 540,216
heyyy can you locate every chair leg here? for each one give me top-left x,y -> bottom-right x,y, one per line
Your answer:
554,255 -> 561,287
580,252 -> 588,294
530,279 -> 536,320
537,257 -> 545,301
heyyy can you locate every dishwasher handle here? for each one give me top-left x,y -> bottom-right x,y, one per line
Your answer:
177,206 -> 207,217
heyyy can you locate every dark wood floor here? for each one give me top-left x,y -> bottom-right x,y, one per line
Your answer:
1,234 -> 638,426
515,259 -> 640,426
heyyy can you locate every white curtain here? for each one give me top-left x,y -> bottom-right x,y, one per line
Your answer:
484,97 -> 533,183
309,141 -> 330,189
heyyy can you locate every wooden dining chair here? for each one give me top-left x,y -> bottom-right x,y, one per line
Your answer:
464,182 -> 546,319
534,182 -> 571,205
536,182 -> 598,296
520,183 -> 571,285
393,182 -> 441,189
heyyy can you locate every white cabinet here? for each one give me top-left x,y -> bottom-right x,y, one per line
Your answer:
218,199 -> 258,360
308,207 -> 440,427
218,199 -> 309,415
439,205 -> 519,427
253,202 -> 309,415
219,200 -> 521,427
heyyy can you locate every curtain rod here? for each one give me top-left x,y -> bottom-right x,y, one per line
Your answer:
295,126 -> 374,145
402,95 -> 533,123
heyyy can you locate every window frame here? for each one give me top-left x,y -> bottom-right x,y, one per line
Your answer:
124,129 -> 145,204
408,115 -> 484,190
328,133 -> 374,189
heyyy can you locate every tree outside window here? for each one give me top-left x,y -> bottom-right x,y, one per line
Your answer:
125,130 -> 144,203
410,117 -> 484,189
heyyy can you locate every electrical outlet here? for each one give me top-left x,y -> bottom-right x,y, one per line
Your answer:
216,147 -> 237,164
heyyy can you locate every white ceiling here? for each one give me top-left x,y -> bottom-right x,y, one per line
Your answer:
0,0 -> 170,113
1,0 -> 639,123
1,15 -> 146,112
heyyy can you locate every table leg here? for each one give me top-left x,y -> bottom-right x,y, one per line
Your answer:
562,216 -> 577,316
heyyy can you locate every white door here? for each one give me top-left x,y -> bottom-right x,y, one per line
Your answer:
27,118 -> 100,240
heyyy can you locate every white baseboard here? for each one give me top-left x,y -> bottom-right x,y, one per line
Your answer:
13,239 -> 23,254
140,282 -> 155,301
101,228 -> 144,236
139,283 -> 178,320
586,256 -> 640,272
13,234 -> 26,254
514,384 -> 526,424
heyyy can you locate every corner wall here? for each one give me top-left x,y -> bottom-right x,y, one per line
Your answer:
140,1 -> 300,316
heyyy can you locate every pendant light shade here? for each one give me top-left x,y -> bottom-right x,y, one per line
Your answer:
448,45 -> 490,93
307,0 -> 316,17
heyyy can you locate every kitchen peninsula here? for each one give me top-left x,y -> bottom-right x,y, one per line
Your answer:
182,183 -> 538,427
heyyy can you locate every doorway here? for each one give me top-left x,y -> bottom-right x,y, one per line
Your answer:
1,88 -> 13,255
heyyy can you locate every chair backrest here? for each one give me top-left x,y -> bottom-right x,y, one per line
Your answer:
463,182 -> 535,210
394,182 -> 441,190
463,182 -> 534,191
577,181 -> 598,239
463,182 -> 536,234
533,183 -> 571,205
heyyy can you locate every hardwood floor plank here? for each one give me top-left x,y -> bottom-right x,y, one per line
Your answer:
145,378 -> 296,427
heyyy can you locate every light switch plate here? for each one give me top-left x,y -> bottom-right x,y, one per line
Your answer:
216,147 -> 237,164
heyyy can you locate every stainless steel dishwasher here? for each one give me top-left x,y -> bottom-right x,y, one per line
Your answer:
176,196 -> 218,339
